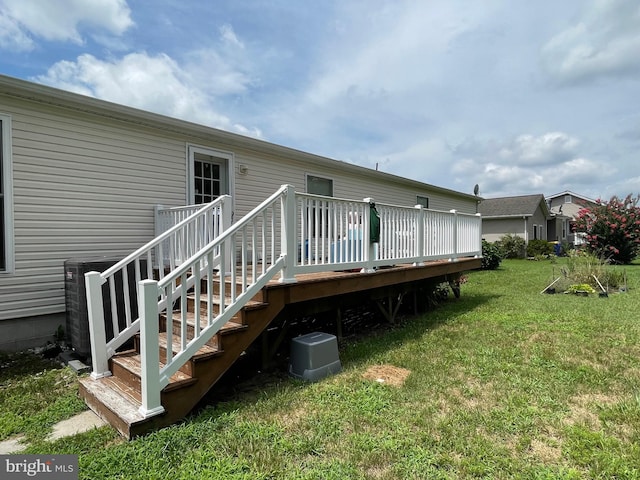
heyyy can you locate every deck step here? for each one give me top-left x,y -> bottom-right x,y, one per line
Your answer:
162,310 -> 249,339
79,375 -> 148,438
110,350 -> 198,393
157,331 -> 223,359
186,293 -> 267,314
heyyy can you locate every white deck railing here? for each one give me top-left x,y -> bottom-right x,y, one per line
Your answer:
84,185 -> 482,416
85,195 -> 232,379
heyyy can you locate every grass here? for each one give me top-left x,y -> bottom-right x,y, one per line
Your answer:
2,258 -> 640,479
0,351 -> 87,442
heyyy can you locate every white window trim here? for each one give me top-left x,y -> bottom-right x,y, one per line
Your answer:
305,173 -> 334,196
185,144 -> 235,205
0,113 -> 15,274
564,194 -> 572,203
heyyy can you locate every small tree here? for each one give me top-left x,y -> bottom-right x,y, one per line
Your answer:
573,194 -> 640,264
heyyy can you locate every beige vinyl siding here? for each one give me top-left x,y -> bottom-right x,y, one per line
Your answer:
0,81 -> 478,322
229,149 -> 477,217
482,218 -> 526,243
0,97 -> 188,320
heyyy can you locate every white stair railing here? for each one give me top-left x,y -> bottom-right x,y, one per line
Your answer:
137,185 -> 293,416
85,195 -> 232,379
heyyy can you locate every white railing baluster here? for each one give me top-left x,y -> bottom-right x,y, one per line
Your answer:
180,274 -> 187,350
122,265 -> 131,327
252,218 -> 258,281
206,250 -> 214,326
108,277 -> 118,338
194,265 -> 201,339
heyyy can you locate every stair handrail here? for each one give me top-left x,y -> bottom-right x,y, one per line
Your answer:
85,195 -> 232,379
137,184 -> 292,416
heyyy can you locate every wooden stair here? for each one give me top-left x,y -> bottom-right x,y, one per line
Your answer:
79,277 -> 285,438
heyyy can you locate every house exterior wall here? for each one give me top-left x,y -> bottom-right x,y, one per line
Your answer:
0,78 -> 478,348
530,206 -> 548,241
481,218 -> 526,243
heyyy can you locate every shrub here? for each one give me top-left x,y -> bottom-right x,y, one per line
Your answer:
573,194 -> 640,264
481,240 -> 503,270
498,234 -> 526,259
527,239 -> 554,257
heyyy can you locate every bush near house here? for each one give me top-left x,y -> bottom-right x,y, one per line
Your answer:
573,194 -> 640,264
526,239 -> 554,257
497,234 -> 526,259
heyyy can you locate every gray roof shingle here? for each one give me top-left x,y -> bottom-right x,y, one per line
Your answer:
478,194 -> 547,217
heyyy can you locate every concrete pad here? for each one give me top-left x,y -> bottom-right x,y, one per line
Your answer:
67,359 -> 90,374
0,435 -> 26,454
48,410 -> 107,441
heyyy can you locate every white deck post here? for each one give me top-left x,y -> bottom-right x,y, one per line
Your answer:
154,205 -> 164,239
138,279 -> 165,418
450,209 -> 459,262
475,212 -> 482,257
85,271 -> 111,379
362,198 -> 376,273
414,205 -> 425,266
280,184 -> 297,283
221,195 -> 233,275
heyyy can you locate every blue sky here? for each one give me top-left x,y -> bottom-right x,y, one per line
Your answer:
1,0 -> 639,200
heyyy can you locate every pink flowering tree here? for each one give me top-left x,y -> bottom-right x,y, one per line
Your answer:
573,194 -> 640,264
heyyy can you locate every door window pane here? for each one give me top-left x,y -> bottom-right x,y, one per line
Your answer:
193,152 -> 226,204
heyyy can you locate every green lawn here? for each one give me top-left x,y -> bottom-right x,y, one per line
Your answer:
2,258 -> 640,479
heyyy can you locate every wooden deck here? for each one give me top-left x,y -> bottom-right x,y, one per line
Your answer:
80,256 -> 481,438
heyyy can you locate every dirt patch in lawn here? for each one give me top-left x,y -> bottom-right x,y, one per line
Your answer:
564,393 -> 622,429
528,435 -> 563,463
363,365 -> 411,387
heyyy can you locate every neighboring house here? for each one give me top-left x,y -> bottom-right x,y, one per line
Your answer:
478,194 -> 551,245
546,191 -> 598,246
0,74 -> 480,351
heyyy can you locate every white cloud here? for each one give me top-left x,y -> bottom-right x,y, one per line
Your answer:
0,10 -> 34,51
0,0 -> 133,46
542,0 -> 640,84
306,2 -> 468,106
219,24 -> 244,49
35,52 -> 262,137
450,132 -> 611,197
183,24 -> 252,96
498,132 -> 580,166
